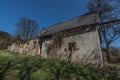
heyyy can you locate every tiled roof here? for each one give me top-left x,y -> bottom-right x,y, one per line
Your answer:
40,12 -> 100,37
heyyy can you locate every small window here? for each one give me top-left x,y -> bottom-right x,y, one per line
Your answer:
68,42 -> 76,51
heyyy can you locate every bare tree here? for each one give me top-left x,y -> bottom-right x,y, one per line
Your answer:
103,23 -> 120,54
114,0 -> 120,18
87,0 -> 120,62
87,0 -> 115,21
14,17 -> 39,41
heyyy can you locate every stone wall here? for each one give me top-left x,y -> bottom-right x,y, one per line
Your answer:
8,39 -> 40,56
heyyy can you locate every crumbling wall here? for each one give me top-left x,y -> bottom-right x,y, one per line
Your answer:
8,39 -> 41,56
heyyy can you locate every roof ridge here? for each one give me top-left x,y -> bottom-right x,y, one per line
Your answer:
46,11 -> 98,30
40,11 -> 100,37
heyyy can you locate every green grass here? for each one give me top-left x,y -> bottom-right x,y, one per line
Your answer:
0,50 -> 119,80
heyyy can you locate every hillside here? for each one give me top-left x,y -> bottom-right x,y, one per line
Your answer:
0,31 -> 13,49
0,50 -> 120,80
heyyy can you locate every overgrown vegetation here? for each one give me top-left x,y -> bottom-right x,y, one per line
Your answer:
0,50 -> 119,80
0,31 -> 13,49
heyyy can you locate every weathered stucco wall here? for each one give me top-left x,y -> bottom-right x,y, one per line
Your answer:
41,31 -> 103,66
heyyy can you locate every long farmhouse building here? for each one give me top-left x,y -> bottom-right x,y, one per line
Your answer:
8,12 -> 108,66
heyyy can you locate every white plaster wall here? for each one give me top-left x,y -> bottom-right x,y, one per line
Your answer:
41,31 -> 103,66
41,39 -> 52,58
58,31 -> 103,66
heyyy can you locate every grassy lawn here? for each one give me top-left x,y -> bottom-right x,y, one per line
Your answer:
0,50 -> 119,80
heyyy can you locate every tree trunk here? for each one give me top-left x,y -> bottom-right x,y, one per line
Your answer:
104,48 -> 110,62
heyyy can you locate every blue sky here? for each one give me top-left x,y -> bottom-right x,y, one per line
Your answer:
0,0 -> 89,34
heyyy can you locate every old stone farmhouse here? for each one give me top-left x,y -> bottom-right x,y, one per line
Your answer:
8,12 -> 104,66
